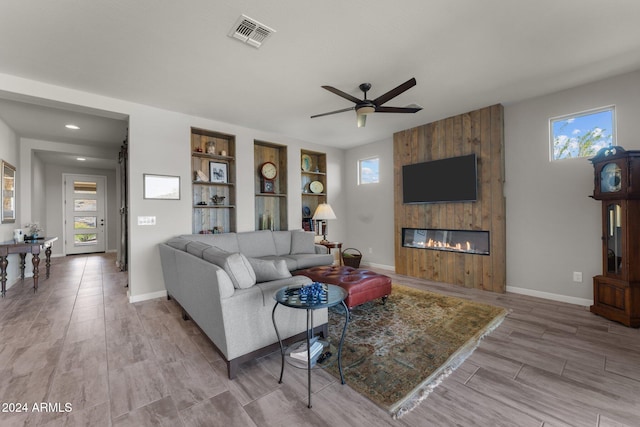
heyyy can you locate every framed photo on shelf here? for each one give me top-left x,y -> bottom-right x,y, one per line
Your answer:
209,161 -> 228,183
143,174 -> 180,200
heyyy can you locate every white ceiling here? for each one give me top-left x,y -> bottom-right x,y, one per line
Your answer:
1,0 -> 640,157
0,95 -> 128,168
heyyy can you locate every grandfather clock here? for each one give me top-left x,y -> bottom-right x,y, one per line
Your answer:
589,146 -> 640,327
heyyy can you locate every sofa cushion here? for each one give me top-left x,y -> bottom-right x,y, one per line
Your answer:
259,255 -> 298,271
166,237 -> 189,251
186,241 -> 212,258
180,233 -> 240,253
237,230 -> 277,258
286,253 -> 334,270
248,257 -> 292,282
272,231 -> 292,256
291,231 -> 315,254
203,247 -> 256,289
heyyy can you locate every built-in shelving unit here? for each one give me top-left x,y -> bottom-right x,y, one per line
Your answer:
191,128 -> 236,234
301,149 -> 327,231
254,140 -> 288,231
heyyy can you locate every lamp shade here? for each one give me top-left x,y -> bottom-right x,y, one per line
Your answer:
356,106 -> 374,128
312,203 -> 336,220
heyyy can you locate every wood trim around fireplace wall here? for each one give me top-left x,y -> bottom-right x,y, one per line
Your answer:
394,104 -> 505,293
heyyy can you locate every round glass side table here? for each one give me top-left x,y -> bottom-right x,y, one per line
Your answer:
272,283 -> 349,408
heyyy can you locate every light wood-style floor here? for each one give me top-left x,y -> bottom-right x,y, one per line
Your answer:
1,253 -> 639,426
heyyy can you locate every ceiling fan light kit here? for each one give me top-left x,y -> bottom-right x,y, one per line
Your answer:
311,78 -> 422,127
357,105 -> 375,115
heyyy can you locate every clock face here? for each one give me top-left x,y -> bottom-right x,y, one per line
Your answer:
601,162 -> 622,193
261,162 -> 277,180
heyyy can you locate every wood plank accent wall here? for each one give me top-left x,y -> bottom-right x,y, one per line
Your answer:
394,104 -> 506,292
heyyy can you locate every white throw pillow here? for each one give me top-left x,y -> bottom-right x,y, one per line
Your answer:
248,258 -> 292,282
202,246 -> 256,289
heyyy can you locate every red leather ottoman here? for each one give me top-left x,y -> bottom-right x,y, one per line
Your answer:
294,265 -> 392,309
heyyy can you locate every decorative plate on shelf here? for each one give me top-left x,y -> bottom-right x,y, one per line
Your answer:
303,206 -> 311,217
309,180 -> 324,194
301,154 -> 312,171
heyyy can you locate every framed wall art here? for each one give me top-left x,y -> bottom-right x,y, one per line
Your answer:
143,174 -> 180,200
209,161 -> 228,183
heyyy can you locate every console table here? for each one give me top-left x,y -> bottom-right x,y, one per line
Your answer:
0,237 -> 57,297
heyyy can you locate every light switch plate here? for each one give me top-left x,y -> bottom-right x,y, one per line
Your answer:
138,216 -> 156,226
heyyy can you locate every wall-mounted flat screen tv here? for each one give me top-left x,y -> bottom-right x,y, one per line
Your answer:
402,154 -> 478,203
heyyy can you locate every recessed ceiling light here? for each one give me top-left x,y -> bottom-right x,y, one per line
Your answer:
76,157 -> 86,161
65,124 -> 80,130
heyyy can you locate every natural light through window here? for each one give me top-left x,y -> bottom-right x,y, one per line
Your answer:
551,106 -> 615,161
358,157 -> 379,185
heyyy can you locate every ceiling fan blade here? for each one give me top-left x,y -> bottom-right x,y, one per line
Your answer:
310,106 -> 355,119
372,78 -> 417,106
321,86 -> 362,104
357,113 -> 367,128
375,105 -> 422,114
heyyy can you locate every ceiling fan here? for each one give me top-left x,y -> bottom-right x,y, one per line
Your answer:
311,77 -> 422,128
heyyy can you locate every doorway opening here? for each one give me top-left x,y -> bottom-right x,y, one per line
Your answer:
64,174 -> 107,254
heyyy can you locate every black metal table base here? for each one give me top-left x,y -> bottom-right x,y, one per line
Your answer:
272,299 -> 349,408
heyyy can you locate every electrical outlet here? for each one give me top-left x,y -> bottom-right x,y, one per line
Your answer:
368,247 -> 373,254
572,271 -> 583,283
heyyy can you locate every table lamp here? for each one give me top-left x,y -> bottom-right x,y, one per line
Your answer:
312,203 -> 336,242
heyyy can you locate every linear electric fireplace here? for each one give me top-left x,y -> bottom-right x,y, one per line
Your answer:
402,228 -> 490,255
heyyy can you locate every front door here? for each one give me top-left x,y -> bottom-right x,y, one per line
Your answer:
64,174 -> 107,254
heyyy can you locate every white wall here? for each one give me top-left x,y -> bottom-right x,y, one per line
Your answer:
344,137 -> 395,269
30,152 -> 46,229
0,72 -> 346,301
504,70 -> 640,304
0,115 -> 20,287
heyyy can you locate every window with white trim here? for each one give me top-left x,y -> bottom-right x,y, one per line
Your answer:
550,106 -> 615,161
358,157 -> 379,185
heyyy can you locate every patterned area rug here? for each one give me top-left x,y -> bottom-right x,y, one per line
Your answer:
327,284 -> 508,419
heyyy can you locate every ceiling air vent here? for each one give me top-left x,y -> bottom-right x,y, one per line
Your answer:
229,14 -> 276,48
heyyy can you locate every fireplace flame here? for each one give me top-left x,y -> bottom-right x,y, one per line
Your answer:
402,228 -> 490,256
420,239 -> 473,253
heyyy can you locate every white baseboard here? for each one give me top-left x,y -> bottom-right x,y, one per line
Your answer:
360,261 -> 395,271
129,289 -> 167,303
506,285 -> 591,307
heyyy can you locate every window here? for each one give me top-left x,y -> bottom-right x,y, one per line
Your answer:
358,157 -> 379,185
551,106 -> 615,161
74,181 -> 97,194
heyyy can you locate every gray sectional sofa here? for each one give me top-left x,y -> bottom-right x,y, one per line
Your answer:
158,230 -> 333,379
